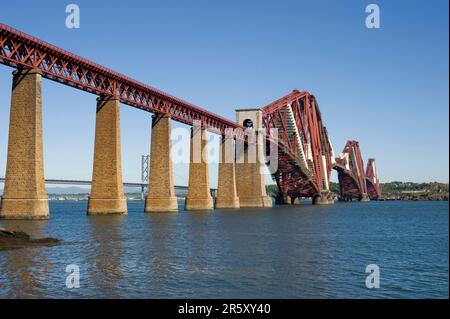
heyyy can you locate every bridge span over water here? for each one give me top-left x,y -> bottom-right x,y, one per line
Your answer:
0,22 -> 379,219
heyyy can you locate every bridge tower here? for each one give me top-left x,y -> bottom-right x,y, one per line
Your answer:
334,140 -> 370,202
366,158 -> 381,200
141,155 -> 150,200
260,91 -> 335,205
234,109 -> 273,208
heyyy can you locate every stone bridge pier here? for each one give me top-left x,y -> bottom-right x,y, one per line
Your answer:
215,131 -> 240,209
0,68 -> 49,220
234,109 -> 273,208
87,95 -> 127,215
145,114 -> 178,212
0,71 -> 274,218
185,125 -> 214,211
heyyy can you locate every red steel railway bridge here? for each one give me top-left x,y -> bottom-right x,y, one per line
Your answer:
0,22 -> 380,219
334,141 -> 381,201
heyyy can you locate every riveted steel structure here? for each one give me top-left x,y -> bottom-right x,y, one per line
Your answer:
365,158 -> 381,200
261,90 -> 335,203
0,23 -> 244,135
334,140 -> 370,201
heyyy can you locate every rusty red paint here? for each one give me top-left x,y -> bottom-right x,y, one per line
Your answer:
0,22 -> 243,135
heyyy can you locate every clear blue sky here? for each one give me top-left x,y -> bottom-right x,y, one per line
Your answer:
0,0 -> 448,187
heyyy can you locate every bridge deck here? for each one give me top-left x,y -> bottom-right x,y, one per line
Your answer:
0,22 -> 244,135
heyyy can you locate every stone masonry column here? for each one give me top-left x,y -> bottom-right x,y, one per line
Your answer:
87,95 -> 127,215
185,125 -> 213,211
215,132 -> 240,209
0,69 -> 49,219
313,195 -> 330,205
360,193 -> 370,202
145,114 -> 178,212
235,109 -> 273,208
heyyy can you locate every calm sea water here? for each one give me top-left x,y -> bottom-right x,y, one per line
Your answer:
0,200 -> 448,299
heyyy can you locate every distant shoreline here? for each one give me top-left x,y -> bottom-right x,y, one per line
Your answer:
43,195 -> 448,202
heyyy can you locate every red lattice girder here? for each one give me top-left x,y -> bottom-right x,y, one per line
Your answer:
262,90 -> 334,200
366,158 -> 381,199
0,22 -> 243,135
334,140 -> 369,199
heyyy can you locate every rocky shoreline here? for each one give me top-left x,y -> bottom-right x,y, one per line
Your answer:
0,228 -> 60,250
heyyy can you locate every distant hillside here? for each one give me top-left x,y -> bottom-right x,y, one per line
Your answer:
267,182 -> 449,201
378,181 -> 448,200
329,181 -> 449,201
379,181 -> 448,194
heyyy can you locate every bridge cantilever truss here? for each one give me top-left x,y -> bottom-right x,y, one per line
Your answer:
334,140 -> 371,201
262,90 -> 335,202
365,158 -> 381,199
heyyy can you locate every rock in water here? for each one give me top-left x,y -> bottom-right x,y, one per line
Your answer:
0,229 -> 60,250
